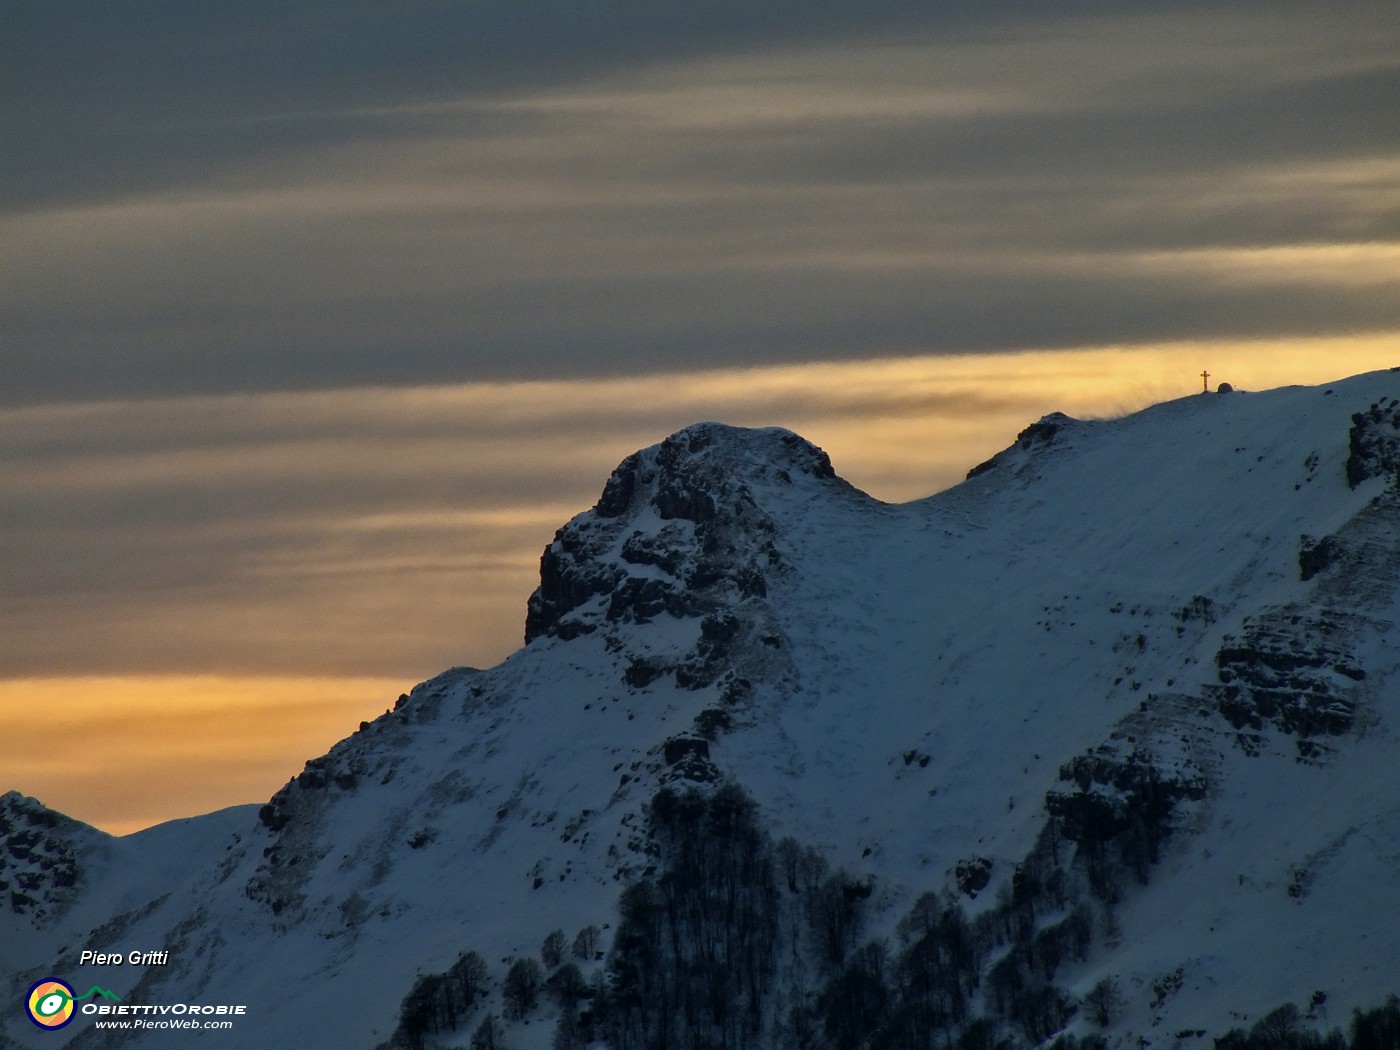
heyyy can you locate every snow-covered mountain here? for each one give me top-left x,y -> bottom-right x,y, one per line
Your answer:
5,369 -> 1400,1050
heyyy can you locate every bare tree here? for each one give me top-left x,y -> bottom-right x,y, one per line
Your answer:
470,1013 -> 507,1050
541,929 -> 568,969
572,925 -> 600,960
503,958 -> 544,1019
1085,976 -> 1123,1028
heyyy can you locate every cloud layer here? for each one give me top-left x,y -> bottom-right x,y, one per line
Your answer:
4,5 -> 1398,404
5,342 -> 1395,680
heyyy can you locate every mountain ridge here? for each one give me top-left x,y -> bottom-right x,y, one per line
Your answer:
4,368 -> 1400,1050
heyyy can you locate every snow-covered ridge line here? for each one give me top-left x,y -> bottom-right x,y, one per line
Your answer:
4,368 -> 1400,1050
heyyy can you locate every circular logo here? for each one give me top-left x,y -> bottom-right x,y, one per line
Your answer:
27,979 -> 76,1030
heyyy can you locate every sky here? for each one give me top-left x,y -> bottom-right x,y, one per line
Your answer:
3,1 -> 1398,834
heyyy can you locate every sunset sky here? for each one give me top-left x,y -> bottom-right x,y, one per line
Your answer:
3,2 -> 1398,834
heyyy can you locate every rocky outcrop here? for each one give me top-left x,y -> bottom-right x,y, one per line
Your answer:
1298,534 -> 1344,581
966,412 -> 1085,478
1346,397 -> 1400,488
1047,749 -> 1207,847
1208,609 -> 1364,745
954,856 -> 993,897
659,736 -> 719,784
0,791 -> 96,923
525,424 -> 846,645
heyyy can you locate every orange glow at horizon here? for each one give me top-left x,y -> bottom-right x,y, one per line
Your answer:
0,676 -> 409,837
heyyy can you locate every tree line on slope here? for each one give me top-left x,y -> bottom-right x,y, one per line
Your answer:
1215,998 -> 1400,1050
375,772 -> 1398,1050
600,783 -> 1098,1050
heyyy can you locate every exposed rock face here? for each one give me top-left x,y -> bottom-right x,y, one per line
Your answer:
1015,411 -> 1076,450
1346,397 -> 1400,488
0,792 -> 95,922
1047,749 -> 1208,847
966,411 -> 1084,478
525,423 -> 846,645
1209,610 -> 1364,743
1298,534 -> 1344,581
659,736 -> 719,784
954,856 -> 993,896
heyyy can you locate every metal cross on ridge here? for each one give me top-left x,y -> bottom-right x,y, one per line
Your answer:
1201,369 -> 1210,392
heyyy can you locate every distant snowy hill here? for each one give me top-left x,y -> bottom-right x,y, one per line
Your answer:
5,369 -> 1400,1050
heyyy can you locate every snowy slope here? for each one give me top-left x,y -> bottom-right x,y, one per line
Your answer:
3,369 -> 1399,1050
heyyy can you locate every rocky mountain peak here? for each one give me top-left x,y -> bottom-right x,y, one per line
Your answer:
525,424 -> 849,644
593,422 -> 839,521
965,410 -> 1088,478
